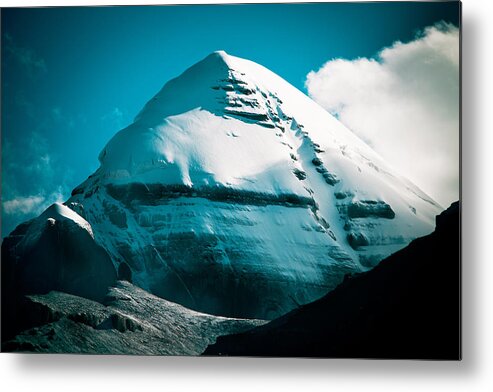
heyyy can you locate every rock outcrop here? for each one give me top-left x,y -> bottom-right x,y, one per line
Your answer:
2,281 -> 265,355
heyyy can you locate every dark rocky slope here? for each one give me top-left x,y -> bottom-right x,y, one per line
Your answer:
2,281 -> 265,355
204,202 -> 461,359
1,203 -> 117,342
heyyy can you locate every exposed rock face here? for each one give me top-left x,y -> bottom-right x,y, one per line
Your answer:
2,281 -> 265,355
346,231 -> 370,249
347,200 -> 395,219
204,202 -> 461,359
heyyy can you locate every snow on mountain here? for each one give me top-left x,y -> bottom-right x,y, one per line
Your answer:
20,203 -> 94,249
4,51 -> 442,320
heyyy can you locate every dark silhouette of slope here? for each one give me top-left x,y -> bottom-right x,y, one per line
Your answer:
205,202 -> 460,359
1,205 -> 117,342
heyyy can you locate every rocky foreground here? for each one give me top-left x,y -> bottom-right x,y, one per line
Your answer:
2,281 -> 265,355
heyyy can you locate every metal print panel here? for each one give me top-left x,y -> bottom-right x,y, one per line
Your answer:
1,1 -> 461,359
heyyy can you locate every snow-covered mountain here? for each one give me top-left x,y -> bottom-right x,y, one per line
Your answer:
3,51 -> 442,320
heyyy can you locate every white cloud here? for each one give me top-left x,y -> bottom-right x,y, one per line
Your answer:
2,131 -> 71,234
3,195 -> 45,215
3,189 -> 66,216
306,23 -> 459,207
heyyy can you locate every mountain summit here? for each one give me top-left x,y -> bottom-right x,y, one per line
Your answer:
3,51 -> 442,320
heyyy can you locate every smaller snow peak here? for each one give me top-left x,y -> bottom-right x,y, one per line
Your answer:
16,202 -> 95,252
38,202 -> 94,238
41,202 -> 71,217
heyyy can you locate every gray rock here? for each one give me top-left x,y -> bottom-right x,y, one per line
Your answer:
347,200 -> 395,219
2,282 -> 265,355
347,231 -> 370,249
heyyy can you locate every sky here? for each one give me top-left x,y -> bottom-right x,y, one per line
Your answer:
306,22 -> 459,208
1,2 -> 460,237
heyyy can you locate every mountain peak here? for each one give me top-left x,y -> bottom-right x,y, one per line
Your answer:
211,49 -> 229,60
202,50 -> 243,70
199,49 -> 233,69
65,52 -> 442,319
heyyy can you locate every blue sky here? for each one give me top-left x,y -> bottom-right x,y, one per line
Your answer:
1,2 -> 460,237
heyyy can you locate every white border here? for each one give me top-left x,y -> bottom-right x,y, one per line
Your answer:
2,1 -> 492,391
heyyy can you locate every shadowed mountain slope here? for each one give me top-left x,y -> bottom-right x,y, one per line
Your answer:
205,201 -> 460,359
